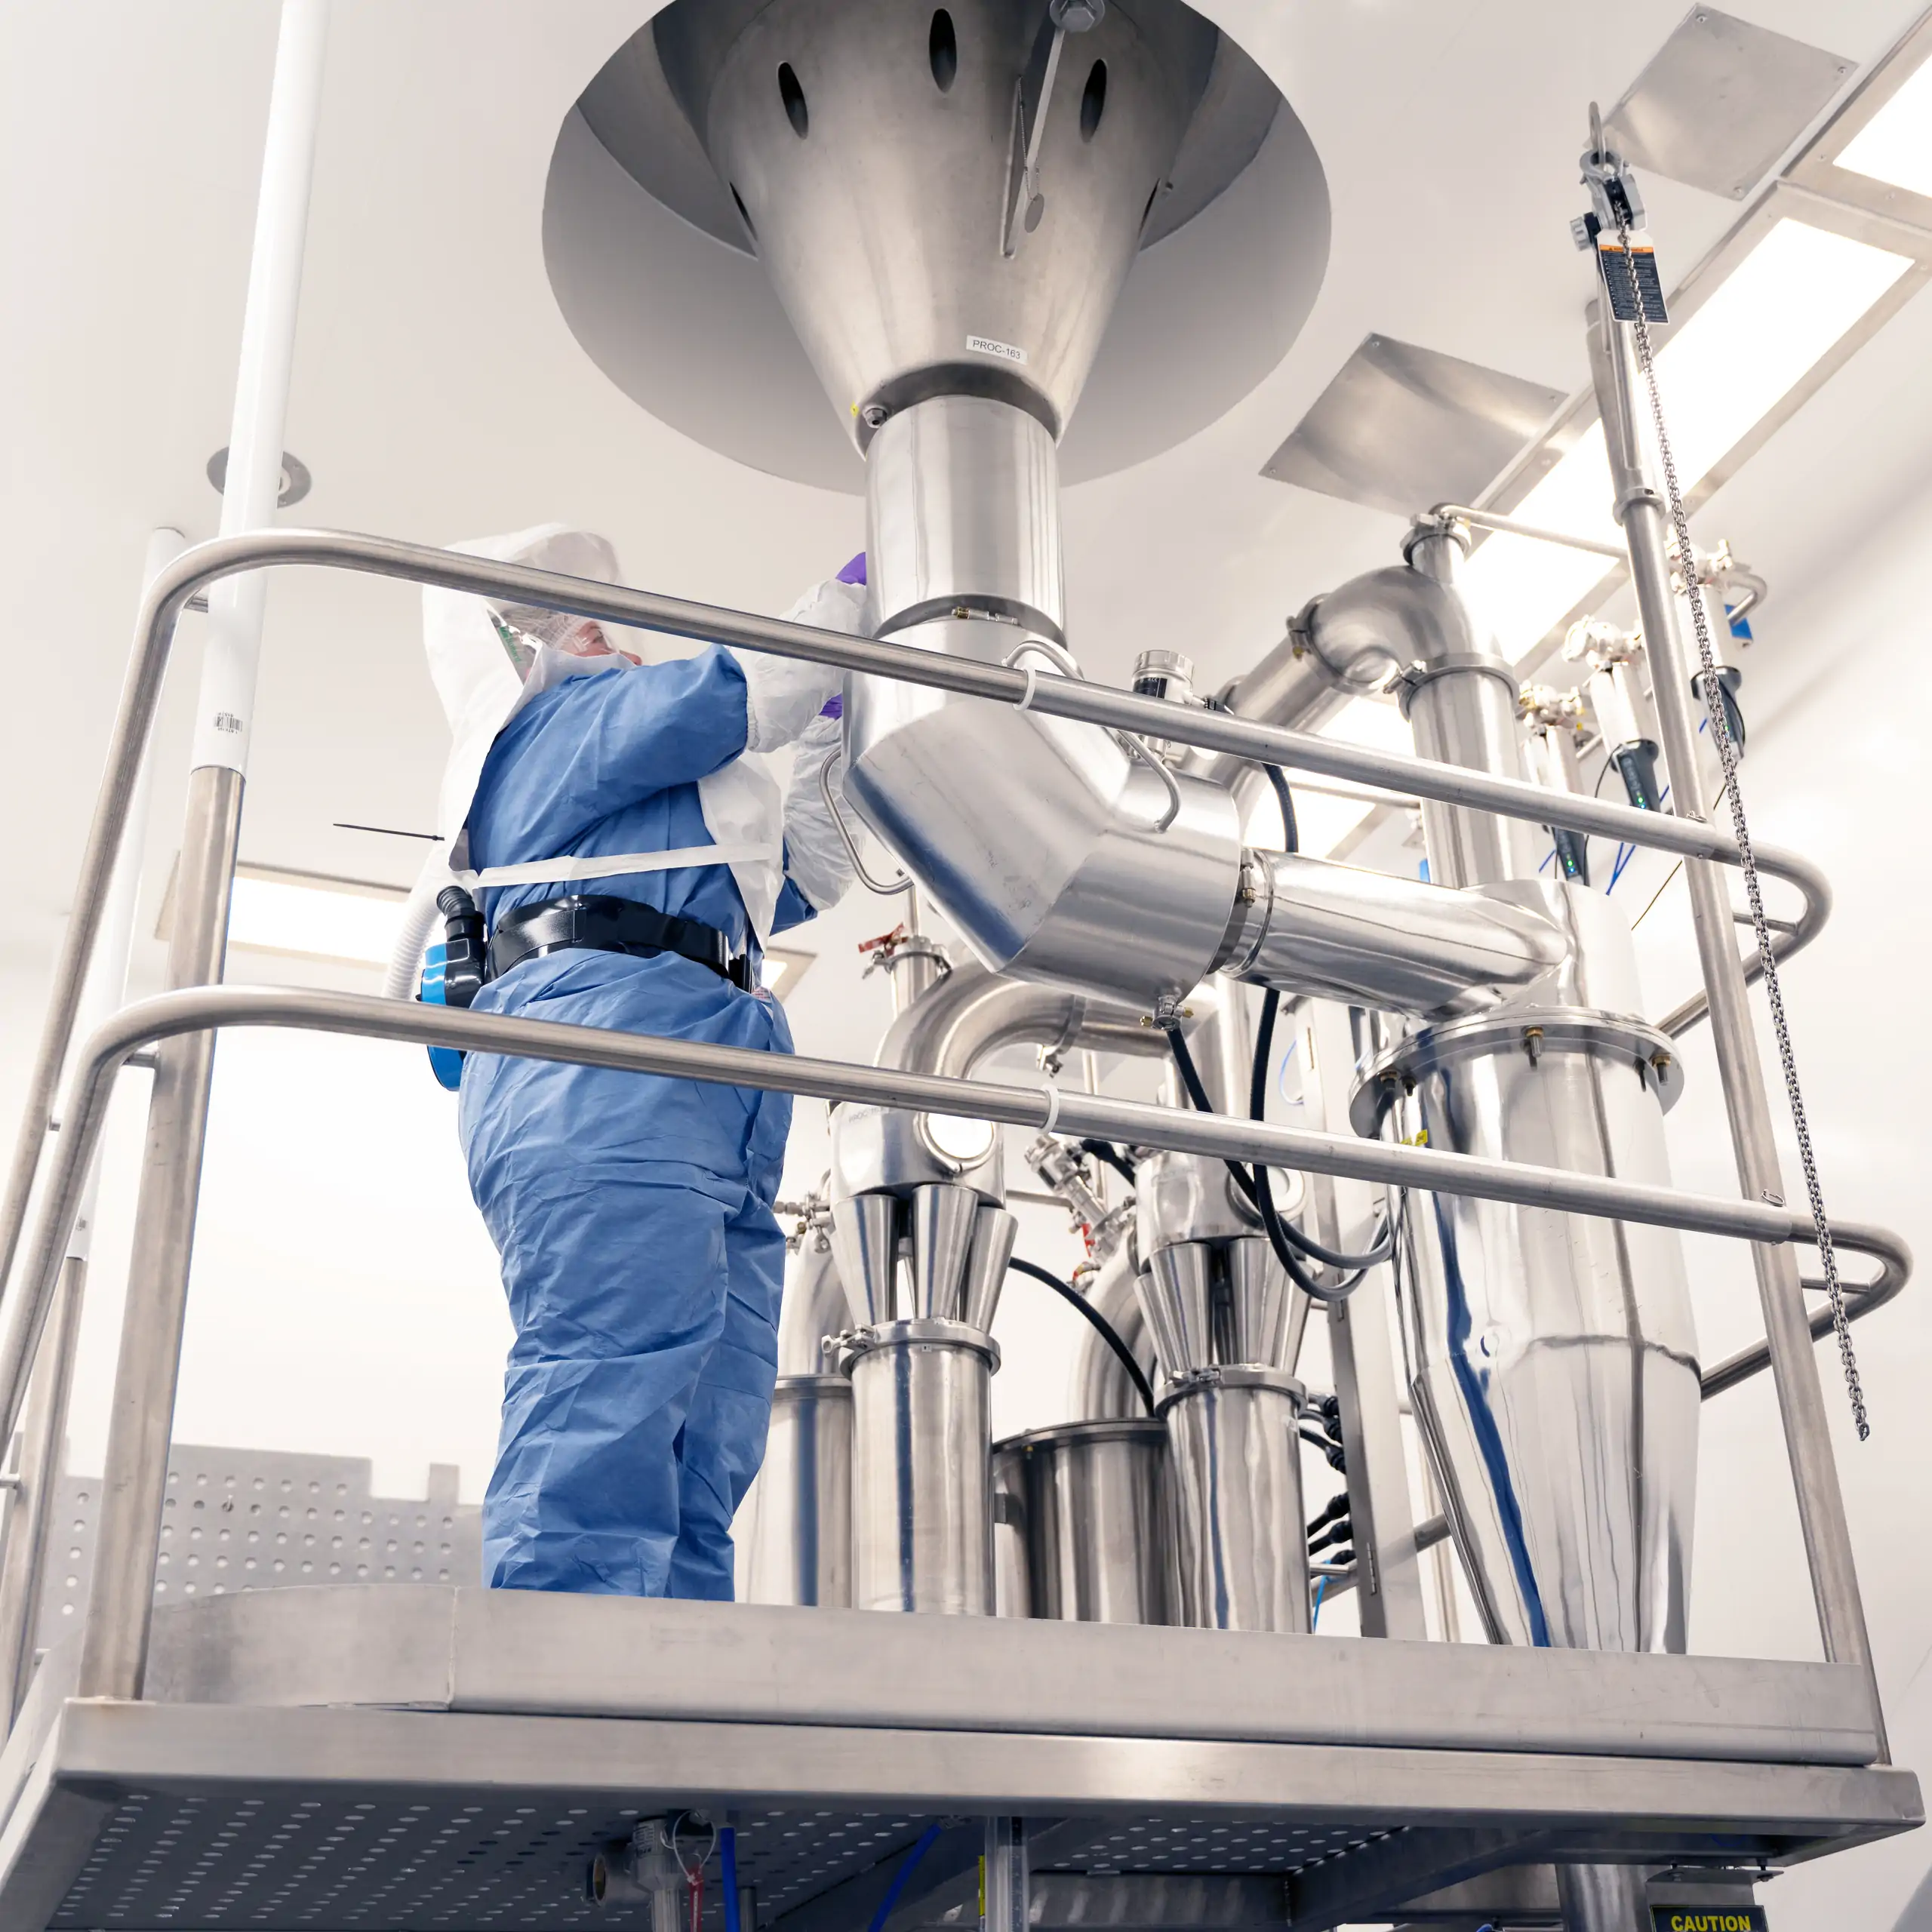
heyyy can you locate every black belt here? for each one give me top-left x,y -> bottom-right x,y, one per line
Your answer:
487,894 -> 754,992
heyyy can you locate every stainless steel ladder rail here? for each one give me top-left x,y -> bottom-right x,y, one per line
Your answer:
0,526 -> 1894,1718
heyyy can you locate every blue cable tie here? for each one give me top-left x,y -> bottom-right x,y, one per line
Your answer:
721,1827 -> 740,1932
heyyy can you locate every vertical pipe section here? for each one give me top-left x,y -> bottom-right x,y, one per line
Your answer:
0,526 -> 187,1722
77,772 -> 242,1699
983,1818 -> 1028,1932
1593,317 -> 1881,1724
77,4 -> 328,1703
1299,1001 -> 1426,1640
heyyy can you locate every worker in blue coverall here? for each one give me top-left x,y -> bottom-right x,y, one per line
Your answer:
417,528 -> 865,1598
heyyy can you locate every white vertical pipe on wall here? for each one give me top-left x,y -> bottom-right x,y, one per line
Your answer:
188,0 -> 330,779
79,0 -> 331,1707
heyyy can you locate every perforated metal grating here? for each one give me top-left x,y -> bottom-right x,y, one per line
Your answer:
48,1795 -> 1394,1930
1041,1817 -> 1388,1875
52,1796 -> 941,1931
40,1444 -> 482,1647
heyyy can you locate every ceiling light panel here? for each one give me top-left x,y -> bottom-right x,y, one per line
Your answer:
1835,54 -> 1932,198
227,874 -> 406,968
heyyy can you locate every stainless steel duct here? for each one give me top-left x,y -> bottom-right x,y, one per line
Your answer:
1328,526 -> 1702,1932
833,959 -> 1168,1615
1361,884 -> 1700,1654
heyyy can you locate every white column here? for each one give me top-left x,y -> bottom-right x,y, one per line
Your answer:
188,0 -> 331,777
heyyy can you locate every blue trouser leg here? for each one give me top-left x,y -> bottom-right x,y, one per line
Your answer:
460,952 -> 795,1598
666,1193 -> 787,1600
482,1173 -> 750,1595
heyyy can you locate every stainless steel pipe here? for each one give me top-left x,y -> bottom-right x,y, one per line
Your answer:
847,1319 -> 998,1615
742,1229 -> 857,1607
0,1255 -> 85,1721
78,765 -> 242,1703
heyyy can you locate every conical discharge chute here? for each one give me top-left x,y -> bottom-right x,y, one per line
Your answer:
653,0 -> 1221,446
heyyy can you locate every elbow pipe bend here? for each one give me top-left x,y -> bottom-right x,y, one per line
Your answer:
877,959 -> 1165,1079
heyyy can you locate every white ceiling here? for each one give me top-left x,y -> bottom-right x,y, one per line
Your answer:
2,0 -> 1927,1063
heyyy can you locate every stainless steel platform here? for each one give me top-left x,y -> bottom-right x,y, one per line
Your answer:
0,1589 -> 1914,1932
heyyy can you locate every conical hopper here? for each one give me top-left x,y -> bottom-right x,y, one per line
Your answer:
654,0 -> 1218,444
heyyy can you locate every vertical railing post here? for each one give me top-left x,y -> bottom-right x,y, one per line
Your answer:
1589,314 -> 1883,1750
0,528 -> 187,1724
77,0 -> 329,1703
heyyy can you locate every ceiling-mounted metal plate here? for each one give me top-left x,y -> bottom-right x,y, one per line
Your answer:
1260,336 -> 1564,520
1605,6 -> 1851,202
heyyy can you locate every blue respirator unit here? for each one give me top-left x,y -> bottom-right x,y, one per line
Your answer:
417,886 -> 486,1092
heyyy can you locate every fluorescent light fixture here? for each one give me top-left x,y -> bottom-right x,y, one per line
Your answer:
1465,218 -> 1912,660
761,946 -> 815,998
1835,54 -> 1932,197
226,869 -> 408,968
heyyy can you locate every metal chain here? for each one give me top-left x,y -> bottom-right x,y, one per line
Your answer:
1616,212 -> 1869,1440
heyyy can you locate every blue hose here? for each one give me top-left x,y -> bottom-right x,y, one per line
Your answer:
867,1825 -> 942,1932
721,1827 -> 740,1932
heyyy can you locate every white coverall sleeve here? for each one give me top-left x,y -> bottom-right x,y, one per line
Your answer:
771,575 -> 870,911
782,708 -> 857,913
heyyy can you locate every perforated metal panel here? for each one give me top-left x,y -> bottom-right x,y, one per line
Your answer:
38,1444 -> 482,1647
47,1795 -> 1391,1932
51,1796 -> 955,1930
1042,1818 -> 1383,1875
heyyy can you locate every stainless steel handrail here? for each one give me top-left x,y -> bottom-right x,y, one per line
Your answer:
0,527 -> 1834,1305
1701,1223 -> 1911,1399
6,984 -> 1909,1463
1660,857 -> 1831,1038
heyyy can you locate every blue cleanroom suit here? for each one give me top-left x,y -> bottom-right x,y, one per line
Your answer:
441,560 -> 859,1601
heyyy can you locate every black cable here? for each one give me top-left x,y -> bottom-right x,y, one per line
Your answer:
1006,1257 -> 1157,1416
1263,762 -> 1299,855
1078,1138 -> 1138,1186
1164,1021 -> 1346,1300
1165,1020 -> 1361,1303
1249,992 -> 1395,1273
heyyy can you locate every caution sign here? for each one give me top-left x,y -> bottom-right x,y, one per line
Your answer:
1651,1909 -> 1767,1930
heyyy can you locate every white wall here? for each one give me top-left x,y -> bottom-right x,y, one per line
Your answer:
1626,458 -> 1932,1928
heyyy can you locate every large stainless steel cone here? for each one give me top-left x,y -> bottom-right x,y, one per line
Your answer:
654,0 -> 1217,442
